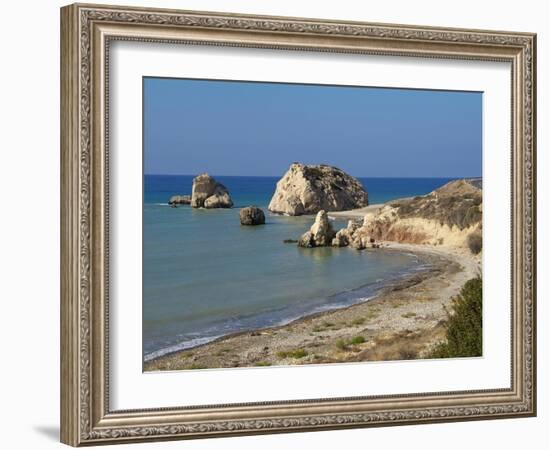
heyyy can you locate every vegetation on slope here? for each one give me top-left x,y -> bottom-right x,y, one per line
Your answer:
467,228 -> 483,254
428,276 -> 482,358
389,179 -> 482,230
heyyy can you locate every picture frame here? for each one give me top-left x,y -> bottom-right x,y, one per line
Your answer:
60,2 -> 536,446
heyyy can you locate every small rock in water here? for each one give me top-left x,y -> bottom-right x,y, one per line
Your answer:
240,206 -> 266,225
168,194 -> 191,206
298,231 -> 315,248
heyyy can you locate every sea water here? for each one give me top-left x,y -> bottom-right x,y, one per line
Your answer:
143,176 -> 455,361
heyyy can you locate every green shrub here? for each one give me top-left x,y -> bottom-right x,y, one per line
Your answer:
277,349 -> 308,359
350,336 -> 366,345
291,349 -> 308,358
254,361 -> 272,367
467,230 -> 483,254
336,336 -> 365,350
429,277 -> 482,358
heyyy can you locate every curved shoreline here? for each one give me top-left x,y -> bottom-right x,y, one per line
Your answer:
143,248 -> 432,363
145,243 -> 480,371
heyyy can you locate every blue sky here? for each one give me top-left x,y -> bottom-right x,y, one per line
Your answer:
143,77 -> 482,178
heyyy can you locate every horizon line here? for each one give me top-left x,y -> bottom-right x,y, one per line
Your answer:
144,173 -> 482,179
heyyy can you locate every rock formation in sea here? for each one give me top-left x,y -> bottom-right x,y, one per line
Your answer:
296,211 -> 376,250
298,210 -> 336,248
191,173 -> 233,209
240,206 -> 266,225
168,195 -> 191,206
268,163 -> 369,216
332,220 -> 360,247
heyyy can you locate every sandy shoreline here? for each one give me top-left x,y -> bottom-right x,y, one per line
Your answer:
327,204 -> 384,220
145,242 -> 480,372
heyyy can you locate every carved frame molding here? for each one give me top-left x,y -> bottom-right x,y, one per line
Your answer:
60,3 -> 536,446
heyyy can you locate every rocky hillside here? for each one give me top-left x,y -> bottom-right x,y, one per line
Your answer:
268,163 -> 368,216
363,179 -> 482,253
389,179 -> 481,229
294,179 -> 482,254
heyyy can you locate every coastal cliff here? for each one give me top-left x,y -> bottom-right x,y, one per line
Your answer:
337,179 -> 483,253
365,179 -> 482,251
268,163 -> 368,216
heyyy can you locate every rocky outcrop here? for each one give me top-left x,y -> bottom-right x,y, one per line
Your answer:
294,179 -> 481,253
326,217 -> 377,250
191,173 -> 233,209
359,179 -> 483,252
349,227 -> 376,250
298,212 -> 378,250
240,206 -> 266,225
298,210 -> 336,248
268,163 -> 368,216
297,231 -> 315,248
168,195 -> 191,206
332,220 -> 360,247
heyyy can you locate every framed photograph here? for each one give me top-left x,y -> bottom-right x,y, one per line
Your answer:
60,3 -> 537,446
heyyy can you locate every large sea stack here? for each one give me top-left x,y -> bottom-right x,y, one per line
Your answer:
268,163 -> 368,216
191,173 -> 233,208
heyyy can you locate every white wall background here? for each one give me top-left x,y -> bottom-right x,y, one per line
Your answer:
0,1 -> 546,449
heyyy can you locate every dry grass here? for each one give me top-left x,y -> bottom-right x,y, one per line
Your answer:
336,336 -> 366,351
312,321 -> 342,332
353,325 -> 446,362
351,317 -> 366,326
254,361 -> 272,367
189,364 -> 206,370
389,179 -> 482,230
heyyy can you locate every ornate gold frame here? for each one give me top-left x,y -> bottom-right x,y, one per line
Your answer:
60,3 -> 536,446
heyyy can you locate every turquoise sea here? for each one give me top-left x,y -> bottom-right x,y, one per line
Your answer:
143,176 -> 455,361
